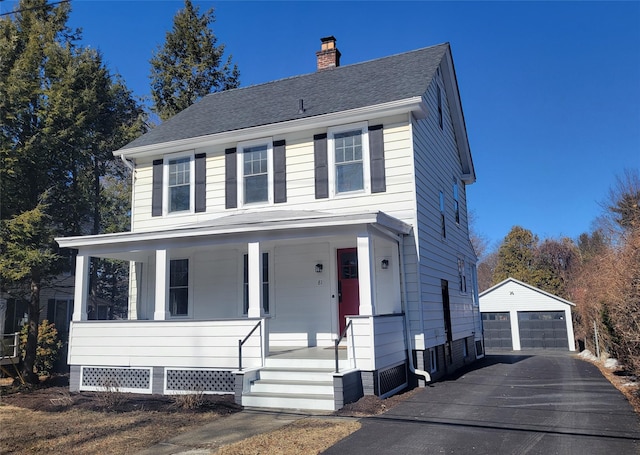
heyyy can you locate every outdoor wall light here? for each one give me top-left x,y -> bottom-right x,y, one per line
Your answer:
315,263 -> 323,273
381,259 -> 389,269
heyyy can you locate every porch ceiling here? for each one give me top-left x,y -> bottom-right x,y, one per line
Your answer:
55,210 -> 412,256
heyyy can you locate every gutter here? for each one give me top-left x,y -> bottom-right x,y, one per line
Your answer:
398,234 -> 431,384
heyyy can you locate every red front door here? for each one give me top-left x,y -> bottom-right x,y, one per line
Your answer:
337,248 -> 360,334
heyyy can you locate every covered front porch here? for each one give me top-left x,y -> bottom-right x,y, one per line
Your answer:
57,210 -> 413,409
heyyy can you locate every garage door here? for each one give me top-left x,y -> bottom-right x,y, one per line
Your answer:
482,312 -> 512,349
518,311 -> 568,349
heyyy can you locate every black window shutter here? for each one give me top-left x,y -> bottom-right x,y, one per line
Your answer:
273,140 -> 286,203
194,153 -> 206,212
152,159 -> 163,216
47,299 -> 55,322
314,133 -> 328,199
369,124 -> 386,193
225,148 -> 237,209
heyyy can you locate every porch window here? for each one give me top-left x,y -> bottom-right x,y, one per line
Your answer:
243,253 -> 269,314
169,259 -> 189,316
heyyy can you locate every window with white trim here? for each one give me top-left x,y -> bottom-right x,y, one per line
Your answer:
169,259 -> 189,317
439,190 -> 446,238
328,123 -> 370,196
458,258 -> 467,293
453,178 -> 460,225
238,139 -> 273,206
164,154 -> 194,214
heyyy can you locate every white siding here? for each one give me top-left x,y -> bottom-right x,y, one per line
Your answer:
68,319 -> 266,369
480,281 -> 574,313
130,114 -> 417,233
411,68 -> 479,350
347,315 -> 406,371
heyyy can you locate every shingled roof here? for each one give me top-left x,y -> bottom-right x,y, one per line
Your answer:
121,42 -> 449,151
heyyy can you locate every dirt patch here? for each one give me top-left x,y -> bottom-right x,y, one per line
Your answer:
335,386 -> 422,417
0,375 -> 240,455
212,418 -> 361,455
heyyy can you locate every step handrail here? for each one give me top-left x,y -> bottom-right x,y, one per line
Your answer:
334,319 -> 353,373
238,320 -> 262,371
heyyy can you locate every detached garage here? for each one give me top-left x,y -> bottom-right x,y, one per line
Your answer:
479,278 -> 576,351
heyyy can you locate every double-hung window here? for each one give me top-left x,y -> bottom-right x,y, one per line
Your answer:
243,252 -> 270,315
239,140 -> 273,206
164,154 -> 194,213
169,258 -> 189,317
453,179 -> 460,225
328,123 -> 369,196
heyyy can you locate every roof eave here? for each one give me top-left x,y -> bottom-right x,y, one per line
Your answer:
114,97 -> 427,159
55,211 -> 412,251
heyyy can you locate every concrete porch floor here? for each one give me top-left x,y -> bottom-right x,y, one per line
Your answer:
268,346 -> 347,361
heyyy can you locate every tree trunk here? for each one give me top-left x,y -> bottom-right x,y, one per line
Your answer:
22,273 -> 41,384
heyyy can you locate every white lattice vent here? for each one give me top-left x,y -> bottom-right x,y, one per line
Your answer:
80,367 -> 152,393
165,369 -> 234,394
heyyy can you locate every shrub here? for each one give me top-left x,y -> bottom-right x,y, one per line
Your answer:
19,320 -> 63,377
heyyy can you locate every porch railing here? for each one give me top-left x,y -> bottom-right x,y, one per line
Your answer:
238,319 -> 262,371
334,320 -> 353,373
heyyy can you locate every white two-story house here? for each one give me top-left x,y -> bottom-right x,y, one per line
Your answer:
56,37 -> 481,411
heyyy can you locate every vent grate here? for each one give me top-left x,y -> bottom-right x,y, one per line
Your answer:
82,367 -> 150,390
166,369 -> 234,393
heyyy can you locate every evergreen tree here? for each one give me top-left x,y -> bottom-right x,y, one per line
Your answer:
492,226 -> 539,285
149,0 -> 240,121
0,0 -> 145,381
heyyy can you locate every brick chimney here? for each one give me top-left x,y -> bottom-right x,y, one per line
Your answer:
316,36 -> 341,71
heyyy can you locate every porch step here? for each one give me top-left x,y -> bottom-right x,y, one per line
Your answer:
264,356 -> 347,370
250,379 -> 334,395
241,391 -> 336,411
242,347 -> 348,411
259,367 -> 336,382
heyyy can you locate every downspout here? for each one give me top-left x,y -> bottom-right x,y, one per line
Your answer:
398,234 -> 431,384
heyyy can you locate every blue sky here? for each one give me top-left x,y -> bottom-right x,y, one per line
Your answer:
3,1 -> 639,251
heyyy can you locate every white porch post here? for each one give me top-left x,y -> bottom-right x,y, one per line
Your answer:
357,234 -> 375,316
247,242 -> 263,318
154,249 -> 170,320
72,254 -> 90,321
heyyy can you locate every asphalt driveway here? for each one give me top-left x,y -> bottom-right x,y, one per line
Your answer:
323,351 -> 640,454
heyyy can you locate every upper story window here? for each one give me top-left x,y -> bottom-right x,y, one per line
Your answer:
453,179 -> 460,225
328,123 -> 370,197
152,152 -> 205,217
437,85 -> 444,129
238,139 -> 273,206
167,156 -> 191,212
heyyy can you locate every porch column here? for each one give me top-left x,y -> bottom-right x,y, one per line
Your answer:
247,241 -> 263,318
154,249 -> 170,320
357,234 -> 375,316
72,254 -> 90,321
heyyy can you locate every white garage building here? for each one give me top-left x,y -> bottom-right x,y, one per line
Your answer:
479,278 -> 576,351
